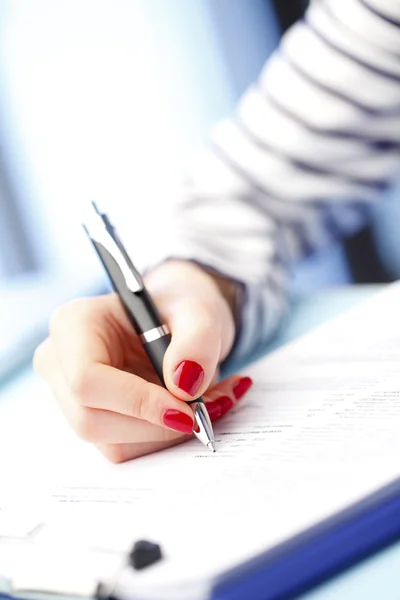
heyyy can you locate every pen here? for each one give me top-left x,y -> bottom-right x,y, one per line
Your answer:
83,202 -> 216,452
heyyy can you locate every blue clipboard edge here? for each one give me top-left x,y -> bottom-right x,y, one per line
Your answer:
1,478 -> 399,600
213,476 -> 400,600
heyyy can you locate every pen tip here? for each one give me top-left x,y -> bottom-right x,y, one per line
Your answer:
207,441 -> 216,453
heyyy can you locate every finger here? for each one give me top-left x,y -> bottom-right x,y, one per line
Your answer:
72,405 -> 187,445
162,297 -> 224,401
36,341 -> 189,444
47,296 -> 197,434
48,295 -> 134,384
93,373 -> 253,459
74,408 -> 186,445
36,338 -> 195,436
204,375 -> 253,422
95,437 -> 187,464
145,261 -> 234,402
71,362 -> 196,434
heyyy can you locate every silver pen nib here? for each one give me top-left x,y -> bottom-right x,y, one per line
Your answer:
192,401 -> 216,451
207,441 -> 216,453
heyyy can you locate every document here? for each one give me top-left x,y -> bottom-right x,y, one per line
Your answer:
1,284 -> 400,598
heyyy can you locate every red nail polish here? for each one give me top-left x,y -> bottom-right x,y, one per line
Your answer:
206,402 -> 223,422
233,376 -> 253,400
173,360 -> 204,396
217,395 -> 234,416
163,409 -> 193,434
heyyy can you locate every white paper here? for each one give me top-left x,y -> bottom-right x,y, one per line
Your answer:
1,284 -> 400,598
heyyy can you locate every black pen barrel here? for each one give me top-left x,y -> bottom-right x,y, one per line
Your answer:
91,239 -> 164,334
142,334 -> 172,385
85,206 -> 215,448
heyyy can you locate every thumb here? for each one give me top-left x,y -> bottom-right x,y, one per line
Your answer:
145,261 -> 235,401
164,296 -> 228,400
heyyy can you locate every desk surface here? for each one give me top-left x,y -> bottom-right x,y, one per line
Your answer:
1,284 -> 399,600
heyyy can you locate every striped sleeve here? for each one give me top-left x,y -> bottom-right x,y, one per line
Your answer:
156,0 -> 400,365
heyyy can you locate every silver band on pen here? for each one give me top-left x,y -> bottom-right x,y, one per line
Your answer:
140,324 -> 170,344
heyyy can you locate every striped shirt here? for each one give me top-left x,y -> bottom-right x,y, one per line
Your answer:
161,0 -> 400,364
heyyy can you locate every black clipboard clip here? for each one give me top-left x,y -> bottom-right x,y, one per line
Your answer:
97,540 -> 163,600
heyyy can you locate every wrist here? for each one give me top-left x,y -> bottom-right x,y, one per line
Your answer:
197,265 -> 243,322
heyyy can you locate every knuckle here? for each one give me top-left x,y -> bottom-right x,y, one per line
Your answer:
70,367 -> 94,403
118,375 -> 151,421
131,387 -> 149,421
49,305 -> 68,335
49,298 -> 93,336
32,340 -> 50,374
74,407 -> 98,442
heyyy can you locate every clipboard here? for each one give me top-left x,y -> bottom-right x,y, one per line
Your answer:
3,285 -> 400,600
1,476 -> 400,600
212,477 -> 400,600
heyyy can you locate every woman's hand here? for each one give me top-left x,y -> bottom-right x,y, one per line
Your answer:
33,260 -> 252,462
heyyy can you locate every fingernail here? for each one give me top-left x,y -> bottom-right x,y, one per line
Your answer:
163,409 -> 194,434
173,360 -> 204,396
206,402 -> 223,422
233,376 -> 253,400
217,395 -> 234,416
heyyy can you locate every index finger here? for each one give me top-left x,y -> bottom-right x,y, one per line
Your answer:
47,295 -> 195,433
49,294 -> 131,384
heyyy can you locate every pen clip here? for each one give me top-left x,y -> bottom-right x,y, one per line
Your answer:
83,204 -> 144,294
